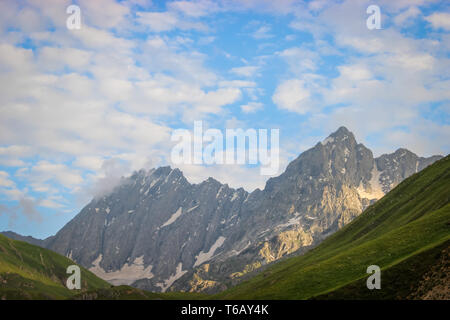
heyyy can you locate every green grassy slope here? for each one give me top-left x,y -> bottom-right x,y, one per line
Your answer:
314,239 -> 449,300
0,233 -> 113,299
216,155 -> 450,299
0,230 -> 207,300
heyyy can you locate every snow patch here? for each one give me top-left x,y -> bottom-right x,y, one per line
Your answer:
164,169 -> 175,183
194,236 -> 226,267
186,205 -> 199,213
161,207 -> 183,227
356,165 -> 385,200
89,255 -> 153,286
156,262 -> 187,292
276,216 -> 301,229
227,241 -> 251,257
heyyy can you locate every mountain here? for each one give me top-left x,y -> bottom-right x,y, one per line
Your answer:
8,127 -> 443,293
215,155 -> 450,299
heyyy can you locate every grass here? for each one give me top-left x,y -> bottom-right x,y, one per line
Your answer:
0,233 -> 112,299
0,232 -> 208,300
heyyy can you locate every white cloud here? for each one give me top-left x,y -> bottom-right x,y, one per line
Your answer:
78,0 -> 130,29
139,36 -> 216,85
168,0 -> 220,17
72,25 -> 135,51
19,161 -> 83,190
308,0 -> 329,12
337,65 -> 372,81
192,87 -> 242,115
230,66 -> 259,77
252,25 -> 273,39
0,43 -> 34,73
219,80 -> 257,88
0,171 -> 15,188
37,47 -> 91,71
223,0 -> 301,15
73,156 -> 104,171
0,145 -> 33,157
16,6 -> 46,32
394,6 -> 421,26
241,102 -> 263,113
272,79 -> 312,114
136,11 -> 207,32
277,47 -> 319,73
40,198 -> 65,209
425,12 -> 450,31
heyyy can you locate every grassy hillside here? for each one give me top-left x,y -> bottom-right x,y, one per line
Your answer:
0,233 -> 114,299
216,155 -> 450,299
0,232 -> 207,300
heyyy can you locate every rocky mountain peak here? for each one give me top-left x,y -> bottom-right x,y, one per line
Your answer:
321,126 -> 356,146
330,125 -> 354,138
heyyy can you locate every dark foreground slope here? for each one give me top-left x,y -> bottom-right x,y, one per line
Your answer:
216,155 -> 450,300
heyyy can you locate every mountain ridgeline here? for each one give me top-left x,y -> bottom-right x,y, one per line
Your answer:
3,127 -> 443,293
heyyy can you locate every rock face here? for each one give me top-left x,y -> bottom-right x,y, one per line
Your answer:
44,127 -> 442,293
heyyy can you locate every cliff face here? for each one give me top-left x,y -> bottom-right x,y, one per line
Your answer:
43,127 -> 442,293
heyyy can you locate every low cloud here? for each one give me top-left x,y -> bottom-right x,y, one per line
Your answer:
18,197 -> 43,223
85,158 -> 131,199
0,196 -> 43,227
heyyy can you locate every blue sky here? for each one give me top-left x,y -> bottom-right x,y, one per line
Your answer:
0,0 -> 449,239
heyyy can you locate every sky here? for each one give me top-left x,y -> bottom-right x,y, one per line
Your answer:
0,0 -> 449,239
